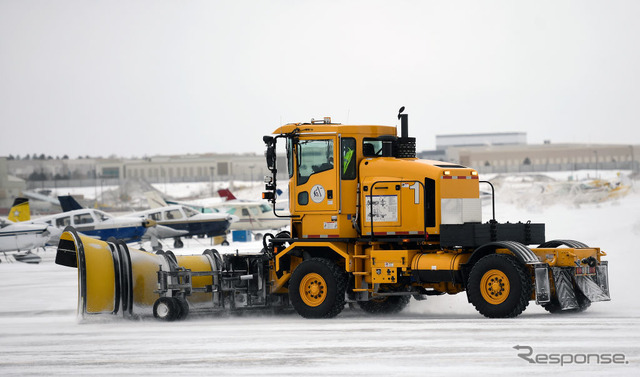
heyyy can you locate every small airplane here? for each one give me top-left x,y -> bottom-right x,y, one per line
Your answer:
16,196 -> 154,244
0,199 -> 62,263
213,189 -> 289,234
55,195 -> 190,248
150,189 -> 289,238
137,192 -> 237,248
0,218 -> 52,256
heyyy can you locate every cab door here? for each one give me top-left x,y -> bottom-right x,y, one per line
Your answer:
292,136 -> 339,214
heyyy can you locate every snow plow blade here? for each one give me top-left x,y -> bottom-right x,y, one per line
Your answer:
55,227 -> 216,319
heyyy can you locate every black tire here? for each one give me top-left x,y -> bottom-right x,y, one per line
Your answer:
542,289 -> 591,314
358,295 -> 410,314
289,258 -> 347,319
173,237 -> 184,249
153,297 -> 180,321
467,254 -> 532,318
175,297 -> 190,319
221,240 -> 229,246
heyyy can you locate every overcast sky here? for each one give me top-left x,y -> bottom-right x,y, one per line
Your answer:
1,0 -> 639,159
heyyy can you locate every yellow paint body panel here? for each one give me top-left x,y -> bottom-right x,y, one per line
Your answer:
59,231 -> 118,315
439,177 -> 479,199
84,240 -> 116,313
176,255 -> 214,304
527,247 -> 603,267
128,249 -> 165,307
275,241 -> 351,272
410,251 -> 471,271
368,249 -> 416,284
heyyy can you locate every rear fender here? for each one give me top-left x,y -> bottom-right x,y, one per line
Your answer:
275,242 -> 351,273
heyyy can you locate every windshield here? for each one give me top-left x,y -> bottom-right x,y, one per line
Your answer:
183,207 -> 200,217
95,210 -> 112,221
260,204 -> 272,213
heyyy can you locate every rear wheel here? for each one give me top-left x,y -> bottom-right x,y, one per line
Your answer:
358,295 -> 410,314
153,297 -> 180,321
467,254 -> 532,318
175,297 -> 190,319
289,258 -> 347,318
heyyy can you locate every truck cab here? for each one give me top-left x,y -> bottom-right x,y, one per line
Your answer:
264,116 -> 481,242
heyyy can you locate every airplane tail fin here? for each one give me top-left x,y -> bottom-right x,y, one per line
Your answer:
145,191 -> 168,208
58,195 -> 84,212
8,197 -> 30,222
217,189 -> 237,201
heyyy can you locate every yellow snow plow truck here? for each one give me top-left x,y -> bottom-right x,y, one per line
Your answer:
55,108 -> 610,320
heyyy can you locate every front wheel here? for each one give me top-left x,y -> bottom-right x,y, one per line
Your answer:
467,254 -> 532,318
289,258 -> 347,319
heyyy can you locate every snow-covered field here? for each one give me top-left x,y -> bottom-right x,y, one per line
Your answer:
2,173 -> 640,376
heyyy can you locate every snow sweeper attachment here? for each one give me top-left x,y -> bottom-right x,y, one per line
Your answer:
54,227 -> 288,320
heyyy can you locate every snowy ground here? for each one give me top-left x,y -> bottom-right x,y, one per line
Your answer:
2,173 -> 640,376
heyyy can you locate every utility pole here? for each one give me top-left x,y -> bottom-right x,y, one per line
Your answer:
209,166 -> 215,197
249,165 -> 255,187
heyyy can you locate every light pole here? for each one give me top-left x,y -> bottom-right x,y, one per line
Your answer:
209,167 -> 215,197
249,165 -> 255,187
594,150 -> 599,179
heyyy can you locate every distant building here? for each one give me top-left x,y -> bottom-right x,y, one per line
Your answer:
436,132 -> 527,150
420,132 -> 527,164
4,153 -> 284,190
419,132 -> 638,173
0,157 -> 27,211
450,143 -> 638,173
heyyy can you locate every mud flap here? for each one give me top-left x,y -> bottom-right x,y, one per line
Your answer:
574,261 -> 610,302
533,264 -> 551,304
552,268 -> 579,310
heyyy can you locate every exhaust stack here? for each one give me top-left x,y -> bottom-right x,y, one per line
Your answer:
396,106 -> 416,158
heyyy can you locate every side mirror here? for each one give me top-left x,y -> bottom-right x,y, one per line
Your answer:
264,137 -> 277,172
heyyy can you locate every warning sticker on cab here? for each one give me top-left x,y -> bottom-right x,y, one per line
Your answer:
323,222 -> 338,230
364,195 -> 398,222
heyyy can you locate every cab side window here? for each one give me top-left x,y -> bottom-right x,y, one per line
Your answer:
363,139 -> 383,157
341,138 -> 356,180
297,139 -> 333,185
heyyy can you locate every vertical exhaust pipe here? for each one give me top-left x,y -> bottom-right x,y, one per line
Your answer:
396,106 -> 416,158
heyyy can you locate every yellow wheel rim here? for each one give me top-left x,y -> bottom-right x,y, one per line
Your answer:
480,269 -> 510,305
299,273 -> 327,307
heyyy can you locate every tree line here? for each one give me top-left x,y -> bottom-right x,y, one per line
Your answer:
6,154 -> 97,160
